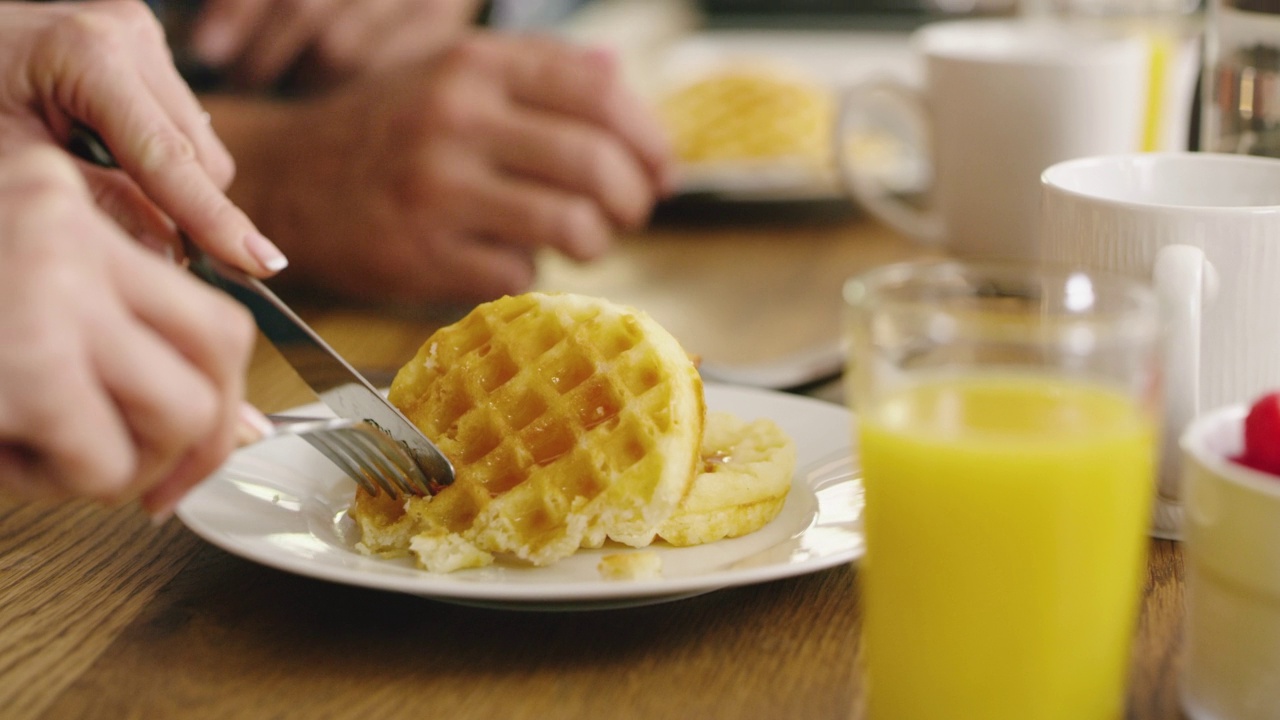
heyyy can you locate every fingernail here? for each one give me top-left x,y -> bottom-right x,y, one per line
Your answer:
192,22 -> 235,65
245,232 -> 288,274
237,403 -> 275,446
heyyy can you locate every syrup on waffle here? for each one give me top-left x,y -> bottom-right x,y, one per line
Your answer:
351,292 -> 705,572
658,411 -> 795,547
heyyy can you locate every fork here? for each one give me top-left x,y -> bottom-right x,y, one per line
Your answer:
262,415 -> 428,499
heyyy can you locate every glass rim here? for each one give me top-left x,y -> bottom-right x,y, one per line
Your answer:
843,258 -> 1160,329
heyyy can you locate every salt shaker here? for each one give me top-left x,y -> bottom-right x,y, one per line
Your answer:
1201,0 -> 1280,157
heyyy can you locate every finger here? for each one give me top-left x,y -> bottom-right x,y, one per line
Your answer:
123,5 -> 236,189
0,145 -> 84,196
0,337 -> 138,501
309,0 -> 403,74
451,168 -> 613,261
68,64 -> 287,276
490,106 -> 656,229
136,414 -> 236,520
337,234 -> 535,304
89,292 -> 225,496
140,402 -> 275,520
331,0 -> 464,75
42,9 -> 286,274
136,62 -> 234,191
109,238 -> 255,504
50,2 -> 236,190
77,163 -> 182,257
233,0 -> 342,89
500,37 -> 677,194
0,148 -> 141,499
190,0 -> 271,68
109,235 -> 257,391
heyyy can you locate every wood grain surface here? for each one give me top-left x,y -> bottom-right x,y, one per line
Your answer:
0,213 -> 1189,719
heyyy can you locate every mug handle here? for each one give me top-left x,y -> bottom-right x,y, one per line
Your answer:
1153,244 -> 1217,498
835,78 -> 943,245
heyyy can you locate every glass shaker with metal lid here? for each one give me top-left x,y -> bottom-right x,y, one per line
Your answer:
1201,0 -> 1280,156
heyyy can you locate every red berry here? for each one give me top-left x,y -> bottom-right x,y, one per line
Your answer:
1236,392 -> 1280,476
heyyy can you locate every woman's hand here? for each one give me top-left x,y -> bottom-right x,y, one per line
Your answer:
0,0 -> 285,275
0,147 -> 261,517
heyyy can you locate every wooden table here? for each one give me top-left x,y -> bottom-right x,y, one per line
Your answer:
0,211 -> 1186,719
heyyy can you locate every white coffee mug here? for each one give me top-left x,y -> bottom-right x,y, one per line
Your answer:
838,17 -> 1197,261
1041,152 -> 1280,539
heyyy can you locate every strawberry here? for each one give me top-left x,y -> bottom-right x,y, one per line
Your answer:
1235,392 -> 1280,477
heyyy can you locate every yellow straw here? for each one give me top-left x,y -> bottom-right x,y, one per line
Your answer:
1141,30 -> 1171,152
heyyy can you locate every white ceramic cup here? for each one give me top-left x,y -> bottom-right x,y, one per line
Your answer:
1040,152 -> 1280,540
838,17 -> 1197,261
1180,404 -> 1280,720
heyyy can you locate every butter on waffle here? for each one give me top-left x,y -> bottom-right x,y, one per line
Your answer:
351,292 -> 705,572
659,66 -> 834,168
659,411 -> 795,547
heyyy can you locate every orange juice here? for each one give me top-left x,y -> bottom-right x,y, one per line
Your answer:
858,374 -> 1156,720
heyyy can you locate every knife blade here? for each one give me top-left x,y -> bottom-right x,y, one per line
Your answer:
186,249 -> 455,492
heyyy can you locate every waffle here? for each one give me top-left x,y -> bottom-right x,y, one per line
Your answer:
658,411 -> 795,547
659,67 -> 834,168
351,292 -> 705,572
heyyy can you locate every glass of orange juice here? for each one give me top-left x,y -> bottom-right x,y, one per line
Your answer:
843,261 -> 1161,720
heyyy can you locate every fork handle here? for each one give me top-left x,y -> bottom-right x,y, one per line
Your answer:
236,414 -> 363,448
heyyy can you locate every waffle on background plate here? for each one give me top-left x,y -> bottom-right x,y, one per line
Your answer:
660,66 -> 834,167
349,292 -> 795,574
656,63 -> 838,197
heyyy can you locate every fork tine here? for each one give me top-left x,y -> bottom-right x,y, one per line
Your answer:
347,429 -> 419,497
338,430 -> 410,497
302,432 -> 398,498
321,429 -> 405,498
265,415 -> 434,499
351,425 -> 435,497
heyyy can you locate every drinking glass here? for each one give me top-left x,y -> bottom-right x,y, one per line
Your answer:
843,260 -> 1161,720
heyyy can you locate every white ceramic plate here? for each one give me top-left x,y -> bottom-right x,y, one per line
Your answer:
176,384 -> 864,610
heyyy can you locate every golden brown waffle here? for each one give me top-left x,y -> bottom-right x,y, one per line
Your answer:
351,292 -> 705,572
659,68 -> 834,167
658,411 -> 795,547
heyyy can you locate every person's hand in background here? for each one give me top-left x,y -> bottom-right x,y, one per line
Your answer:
0,0 -> 286,275
0,147 -> 263,518
211,32 -> 676,304
188,0 -> 481,91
